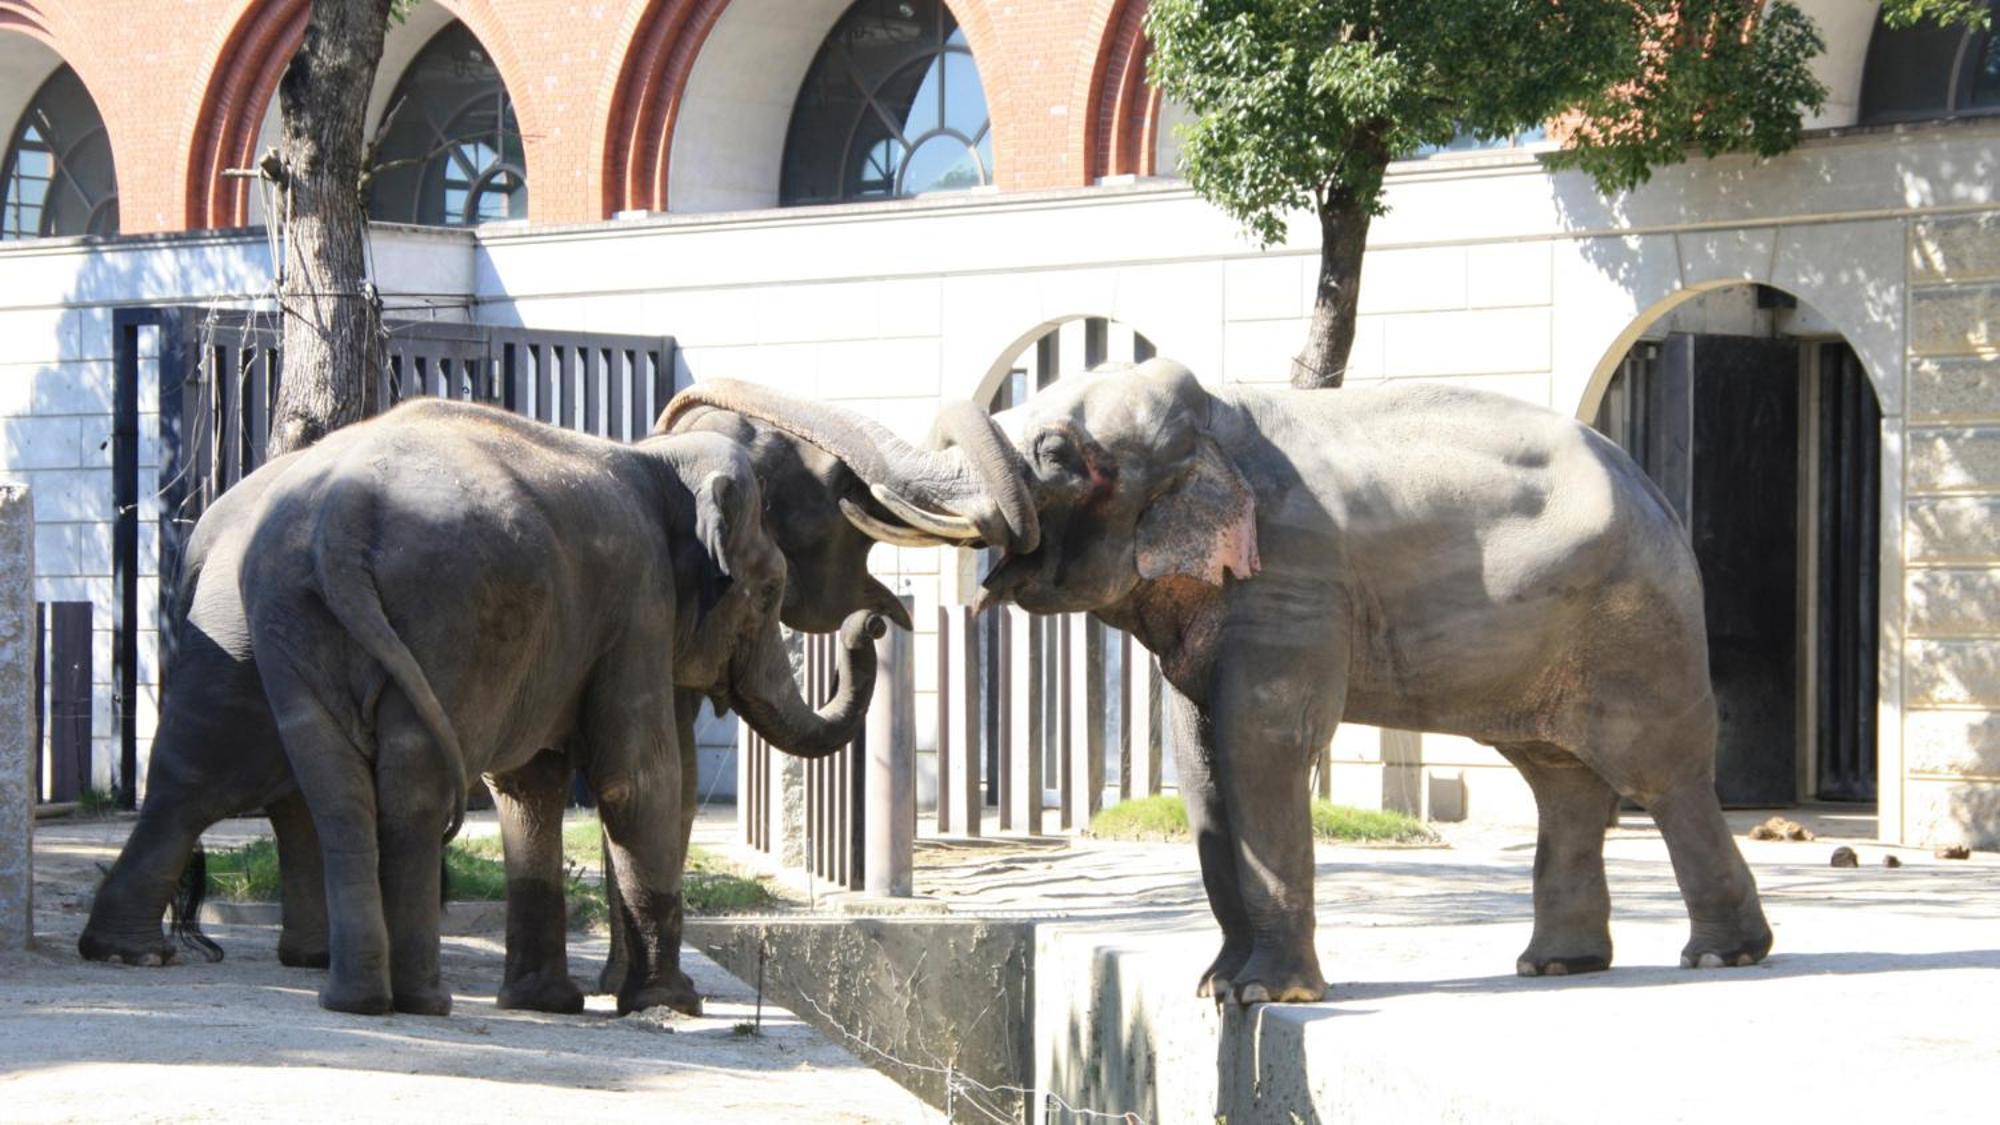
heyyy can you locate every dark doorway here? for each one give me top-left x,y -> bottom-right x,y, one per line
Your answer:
1595,328 -> 1881,808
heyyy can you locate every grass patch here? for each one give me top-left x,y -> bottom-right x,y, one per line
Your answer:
1088,794 -> 1437,845
203,816 -> 773,928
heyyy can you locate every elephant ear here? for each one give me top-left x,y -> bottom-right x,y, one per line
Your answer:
1135,437 -> 1260,586
693,471 -> 738,618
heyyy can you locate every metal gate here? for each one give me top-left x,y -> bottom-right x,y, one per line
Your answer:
109,307 -> 677,804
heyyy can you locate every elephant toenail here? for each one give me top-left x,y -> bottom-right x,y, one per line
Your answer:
1697,952 -> 1724,968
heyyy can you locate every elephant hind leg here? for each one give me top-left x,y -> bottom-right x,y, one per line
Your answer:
373,690 -> 461,1017
491,749 -> 584,1014
1496,742 -> 1618,977
268,792 -> 330,968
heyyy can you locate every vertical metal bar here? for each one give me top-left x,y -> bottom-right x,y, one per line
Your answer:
111,312 -> 146,809
584,347 -> 603,435
1008,608 -> 1040,834
996,609 -> 1013,831
1057,616 -> 1074,831
608,350 -> 629,441
934,606 -> 951,835
1117,630 -> 1133,801
954,606 -> 981,836
632,351 -> 652,438
32,602 -> 44,800
865,597 -> 915,895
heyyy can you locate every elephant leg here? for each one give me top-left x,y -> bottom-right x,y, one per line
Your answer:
372,691 -> 458,1016
596,689 -> 701,1003
1210,634 -> 1346,1005
263,674 -> 394,1015
1164,686 -> 1253,998
268,792 -> 329,968
585,682 -> 697,1017
1495,743 -> 1617,977
80,657 -> 290,966
491,750 -> 584,1014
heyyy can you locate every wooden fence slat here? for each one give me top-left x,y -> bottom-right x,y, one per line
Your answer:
1068,615 -> 1103,830
46,602 -> 92,803
1007,608 -> 1040,835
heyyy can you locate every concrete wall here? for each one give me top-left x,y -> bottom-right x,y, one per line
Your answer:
0,485 -> 32,949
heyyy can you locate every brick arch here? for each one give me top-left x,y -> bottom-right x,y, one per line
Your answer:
1076,0 -> 1161,182
185,0 -> 537,229
0,1 -> 53,41
601,0 -> 1009,216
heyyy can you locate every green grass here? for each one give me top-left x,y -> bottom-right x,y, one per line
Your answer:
1087,794 -> 1437,845
203,816 -> 774,928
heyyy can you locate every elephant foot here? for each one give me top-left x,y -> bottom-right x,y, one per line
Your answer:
1515,933 -> 1612,978
393,985 -> 454,1017
618,979 -> 704,1018
1220,945 -> 1327,1006
1680,900 -> 1776,964
319,977 -> 394,1016
278,940 -> 331,969
1194,938 -> 1252,999
498,972 -> 585,1015
78,927 -> 177,967
594,956 -> 628,997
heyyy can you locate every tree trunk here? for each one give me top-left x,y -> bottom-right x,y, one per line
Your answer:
1291,191 -> 1374,391
268,0 -> 391,459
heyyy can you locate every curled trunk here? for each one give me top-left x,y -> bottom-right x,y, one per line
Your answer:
729,610 -> 885,758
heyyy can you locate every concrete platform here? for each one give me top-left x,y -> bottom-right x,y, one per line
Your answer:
1003,816 -> 2000,1123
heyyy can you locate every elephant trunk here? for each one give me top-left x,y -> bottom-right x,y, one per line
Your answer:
729,610 -> 885,758
658,382 -> 1038,553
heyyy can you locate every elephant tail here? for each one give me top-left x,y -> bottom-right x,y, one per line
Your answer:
169,843 -> 225,963
314,531 -> 469,845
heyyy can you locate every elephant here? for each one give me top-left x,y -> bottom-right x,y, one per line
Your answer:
674,359 -> 1774,1004
80,397 -> 917,1015
91,397 -> 882,1016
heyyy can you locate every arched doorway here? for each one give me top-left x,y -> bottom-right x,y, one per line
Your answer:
1589,284 -> 1882,808
367,18 -> 527,226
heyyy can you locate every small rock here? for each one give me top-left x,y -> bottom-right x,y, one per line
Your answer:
1883,854 -> 1903,868
1829,846 -> 1859,868
1935,844 -> 1972,860
1749,816 -> 1816,842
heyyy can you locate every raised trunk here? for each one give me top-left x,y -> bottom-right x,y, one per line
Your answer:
268,0 -> 391,458
731,611 -> 885,758
1292,191 -> 1374,391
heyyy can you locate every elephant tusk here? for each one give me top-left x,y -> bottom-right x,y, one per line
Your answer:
869,484 -> 983,541
839,498 -> 957,547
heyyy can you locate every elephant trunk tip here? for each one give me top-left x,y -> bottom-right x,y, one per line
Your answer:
843,611 -> 888,646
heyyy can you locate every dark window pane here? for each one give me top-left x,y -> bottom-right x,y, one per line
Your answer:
1858,5 -> 1987,122
2,65 -> 119,240
1970,28 -> 2000,107
781,0 -> 993,206
369,21 -> 529,227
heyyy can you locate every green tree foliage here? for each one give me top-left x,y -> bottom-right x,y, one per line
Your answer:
1144,0 -> 1978,388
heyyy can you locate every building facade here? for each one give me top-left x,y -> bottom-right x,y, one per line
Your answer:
2,0 -> 1997,846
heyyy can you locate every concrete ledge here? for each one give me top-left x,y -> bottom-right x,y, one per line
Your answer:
0,484 -> 32,951
688,916 -> 1036,1121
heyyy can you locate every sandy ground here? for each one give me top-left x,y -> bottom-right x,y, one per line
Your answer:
1,814 -> 938,1124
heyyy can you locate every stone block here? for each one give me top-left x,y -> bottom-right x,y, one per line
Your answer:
1908,568 -> 2000,636
1912,211 -> 2000,284
1911,283 -> 2000,357
1909,427 -> 2000,492
688,917 -> 1035,1121
1382,307 -> 1551,377
0,485 -> 33,950
1224,254 -> 1306,322
1675,226 -> 1778,287
1357,246 -> 1468,315
1904,710 -> 2000,777
1903,776 -> 2000,849
1,417 -> 83,471
1907,498 -> 2000,564
1910,356 -> 2000,421
1906,639 -> 2000,707
1466,241 -> 1553,308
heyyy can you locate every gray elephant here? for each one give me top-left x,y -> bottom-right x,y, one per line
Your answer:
80,399 -> 914,1015
680,360 -> 1773,1004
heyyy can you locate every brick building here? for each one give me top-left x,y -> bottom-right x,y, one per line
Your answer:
2,0 -> 1997,848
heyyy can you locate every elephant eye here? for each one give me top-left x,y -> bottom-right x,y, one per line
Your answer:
1035,430 -> 1081,473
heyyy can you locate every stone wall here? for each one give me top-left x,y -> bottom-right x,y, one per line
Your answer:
1901,211 -> 2000,848
0,485 -> 35,949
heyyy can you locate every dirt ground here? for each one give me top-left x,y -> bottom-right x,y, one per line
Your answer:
1,814 -> 938,1124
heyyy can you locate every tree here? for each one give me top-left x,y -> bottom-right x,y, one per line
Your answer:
266,0 -> 397,457
1144,0 -> 1979,390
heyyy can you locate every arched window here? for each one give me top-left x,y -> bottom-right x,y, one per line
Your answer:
1859,1 -> 2000,123
2,65 -> 118,240
780,0 -> 992,206
367,21 -> 526,226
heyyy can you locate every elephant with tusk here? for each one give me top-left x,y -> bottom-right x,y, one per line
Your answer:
700,358 -> 1773,1004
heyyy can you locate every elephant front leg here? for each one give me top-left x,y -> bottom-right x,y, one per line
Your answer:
586,688 -> 699,1017
1209,635 -> 1346,1005
1164,687 -> 1253,997
491,750 -> 584,1014
596,689 -> 702,1003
